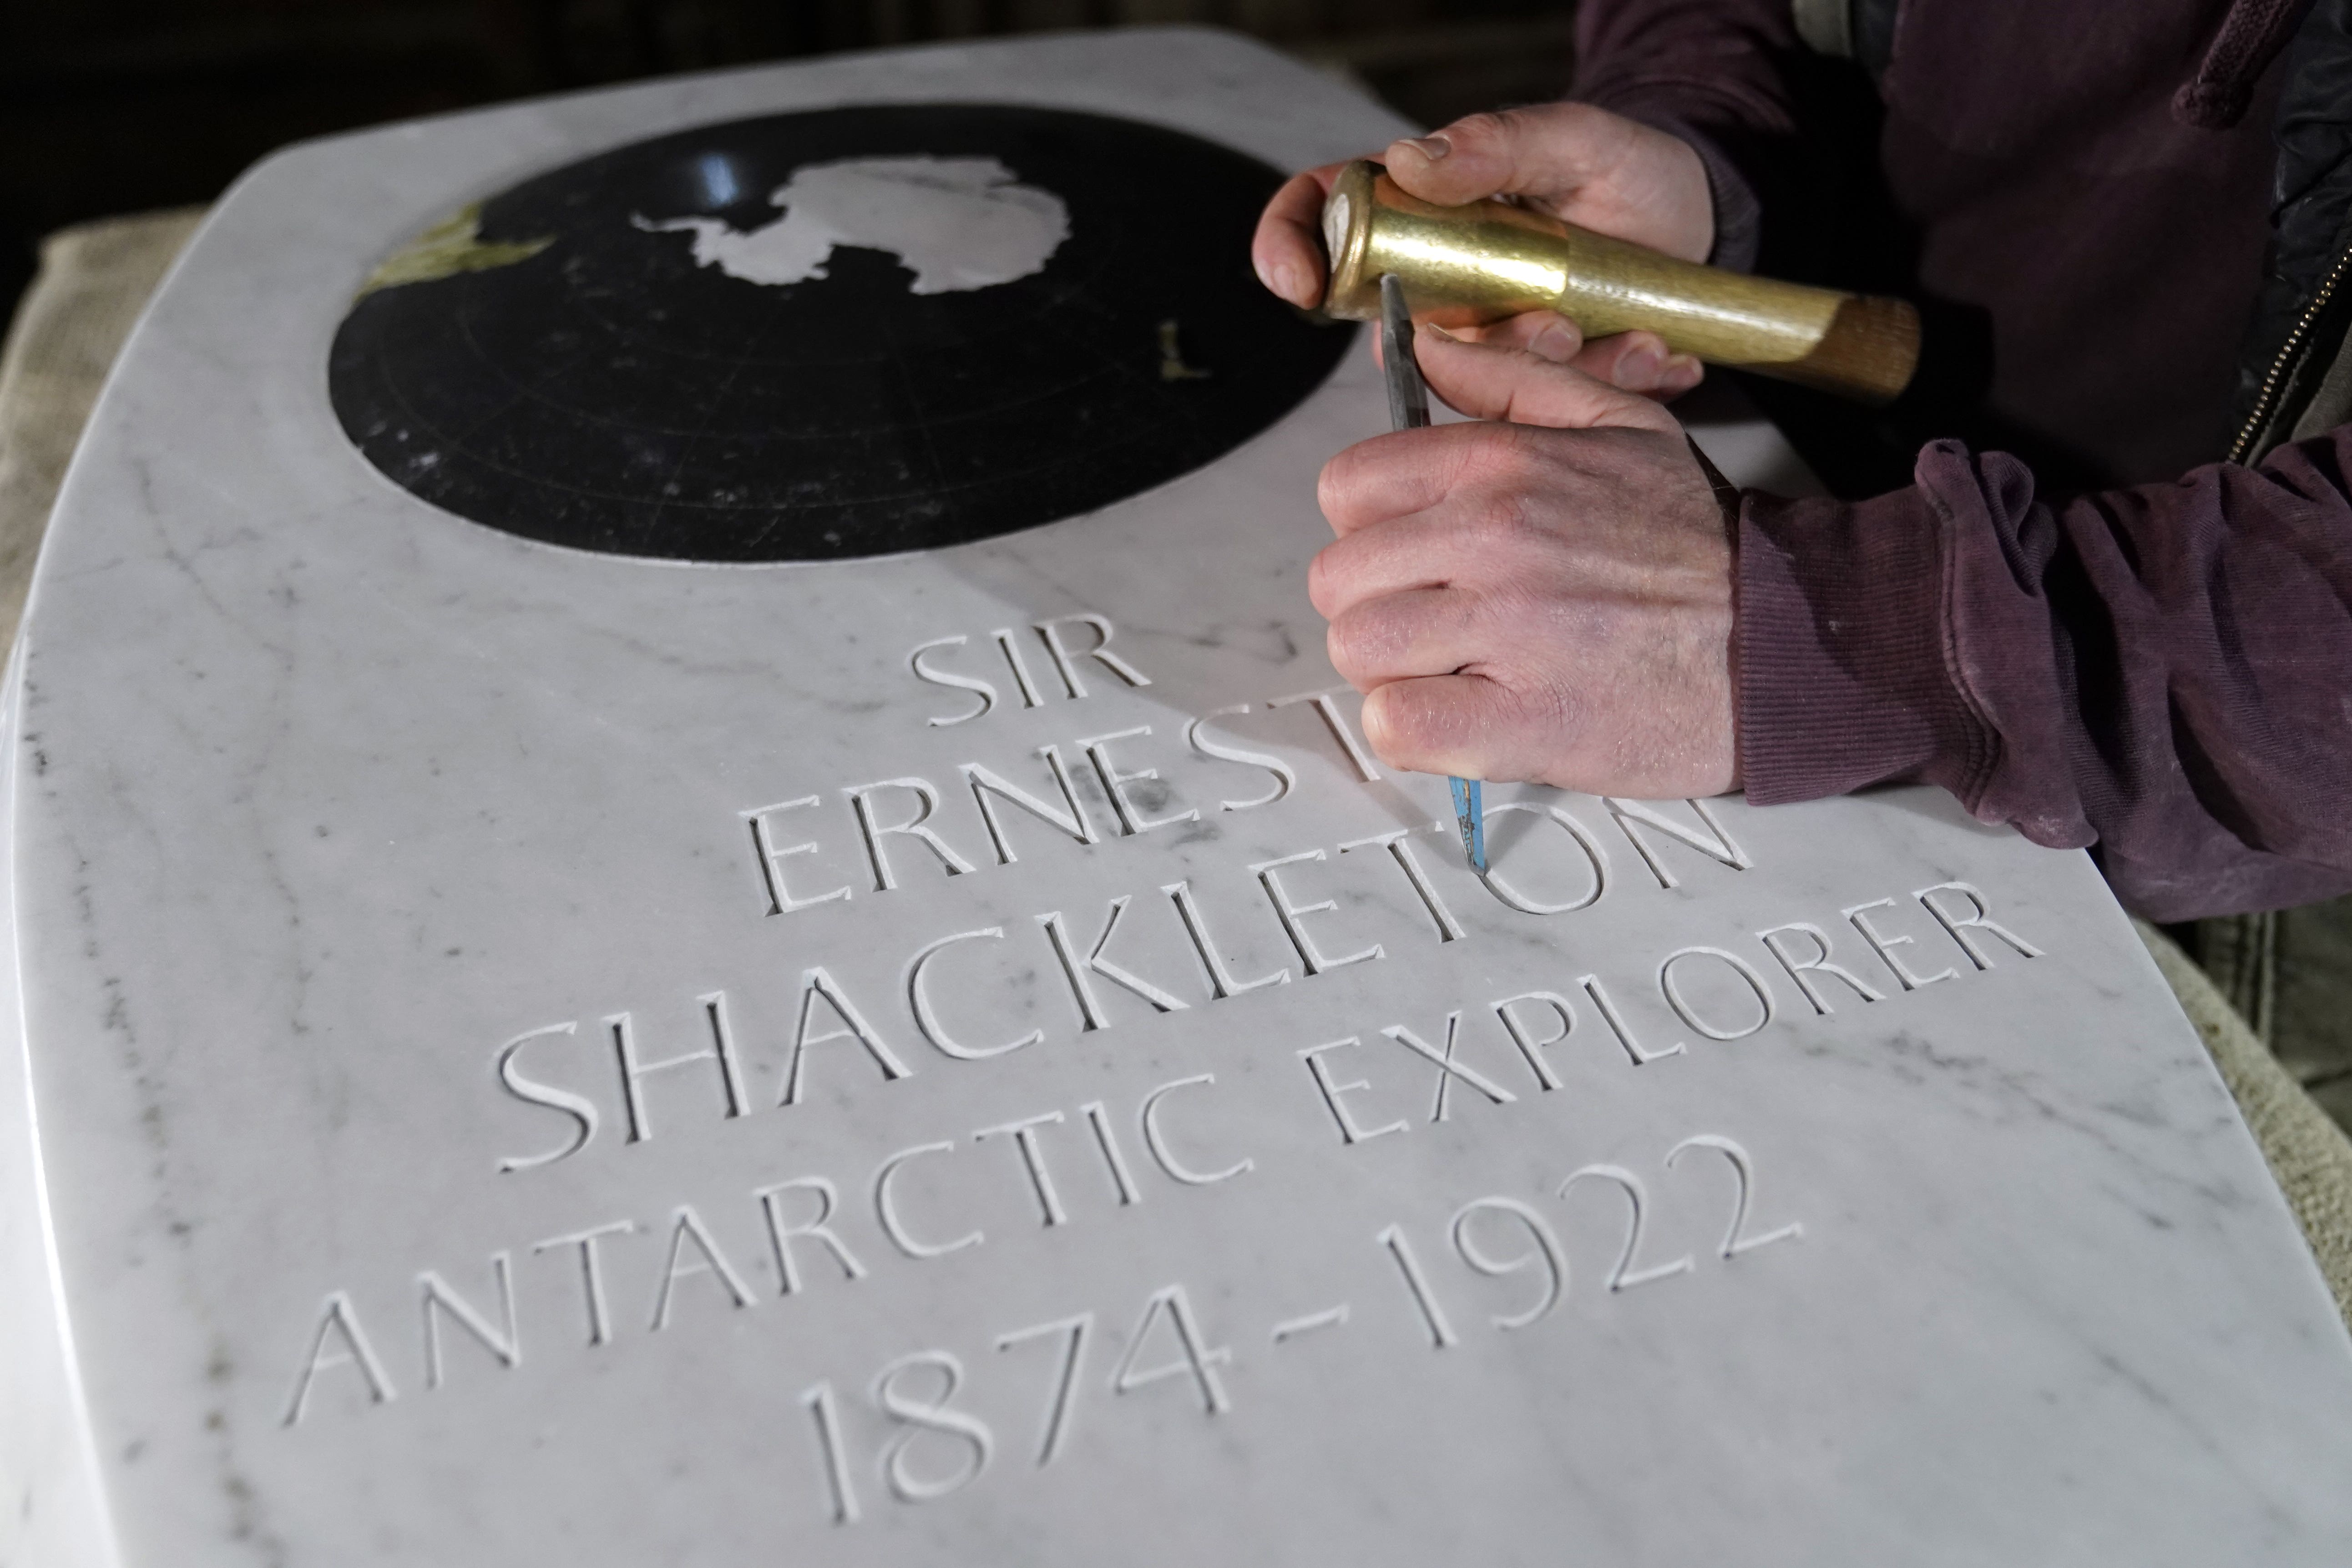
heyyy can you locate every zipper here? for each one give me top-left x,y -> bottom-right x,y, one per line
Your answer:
2230,240 -> 2352,464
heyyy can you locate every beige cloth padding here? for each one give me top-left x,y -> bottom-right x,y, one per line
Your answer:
2136,920 -> 2352,1328
0,208 -> 207,656
5,207 -> 2349,1331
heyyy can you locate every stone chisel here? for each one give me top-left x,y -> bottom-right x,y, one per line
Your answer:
1378,271 -> 1487,874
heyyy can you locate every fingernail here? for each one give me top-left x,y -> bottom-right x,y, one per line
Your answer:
1252,253 -> 1276,292
1658,355 -> 1705,397
1400,135 -> 1452,162
1421,322 -> 1461,342
1274,263 -> 1307,303
1618,345 -> 1664,386
1530,321 -> 1580,361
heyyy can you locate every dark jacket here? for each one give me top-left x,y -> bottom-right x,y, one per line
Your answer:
1573,0 -> 2352,921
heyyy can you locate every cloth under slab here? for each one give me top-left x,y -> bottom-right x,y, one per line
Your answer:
2137,919 -> 2352,1326
5,205 -> 2350,1331
0,209 -> 205,657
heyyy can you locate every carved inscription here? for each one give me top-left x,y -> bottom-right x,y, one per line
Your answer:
741,1127 -> 1797,1526
287,841 -> 2041,1426
275,601 -> 2059,1465
490,799 -> 1795,1173
746,626 -> 1421,918
1274,882 -> 2034,1153
909,616 -> 1149,728
1380,1132 -> 1801,1345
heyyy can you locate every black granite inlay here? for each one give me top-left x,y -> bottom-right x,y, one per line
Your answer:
329,104 -> 1352,562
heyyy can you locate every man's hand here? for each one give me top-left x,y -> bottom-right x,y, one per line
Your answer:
1253,103 -> 1713,399
1310,326 -> 1738,799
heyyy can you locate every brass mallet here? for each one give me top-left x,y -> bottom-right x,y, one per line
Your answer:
1319,160 -> 1920,405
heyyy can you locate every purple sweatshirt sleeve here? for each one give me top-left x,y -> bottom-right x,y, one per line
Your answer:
1569,0 -> 1801,272
1739,431 -> 2352,921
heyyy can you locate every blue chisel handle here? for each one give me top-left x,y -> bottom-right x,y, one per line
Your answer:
1382,272 -> 1488,876
1448,776 -> 1487,873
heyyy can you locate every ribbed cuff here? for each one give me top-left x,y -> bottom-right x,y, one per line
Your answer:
1736,486 -> 1990,805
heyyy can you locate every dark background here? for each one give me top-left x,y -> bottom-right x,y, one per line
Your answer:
0,0 -> 1580,331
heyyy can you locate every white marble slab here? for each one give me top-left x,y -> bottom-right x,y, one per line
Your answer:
4,27 -> 2351,1568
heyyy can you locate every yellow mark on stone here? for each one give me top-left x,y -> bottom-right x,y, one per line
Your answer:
356,204 -> 554,299
1158,319 -> 1212,380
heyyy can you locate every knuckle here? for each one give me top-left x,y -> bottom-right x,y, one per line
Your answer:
1359,683 -> 1429,759
1316,444 -> 1371,520
1367,675 -> 1491,769
1458,444 -> 1560,514
1449,426 -> 1534,487
1336,593 -> 1410,661
1325,605 -> 1392,683
1445,111 -> 1508,150
1514,101 -> 1611,165
1305,544 -> 1344,616
1504,101 -> 1582,143
1499,419 -> 1561,465
1324,617 -> 1366,679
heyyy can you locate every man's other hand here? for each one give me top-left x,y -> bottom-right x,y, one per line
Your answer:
1310,326 -> 1738,800
1252,103 -> 1713,399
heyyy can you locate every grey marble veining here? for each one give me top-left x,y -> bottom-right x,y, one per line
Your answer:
2,28 -> 2350,1568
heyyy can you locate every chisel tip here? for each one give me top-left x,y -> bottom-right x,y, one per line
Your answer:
1448,775 -> 1486,873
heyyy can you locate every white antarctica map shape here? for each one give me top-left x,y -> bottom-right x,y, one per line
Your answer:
5,27 -> 2352,1568
641,155 -> 1072,293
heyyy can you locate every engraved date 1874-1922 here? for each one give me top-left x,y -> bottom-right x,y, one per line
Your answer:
798,1131 -> 1799,1526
